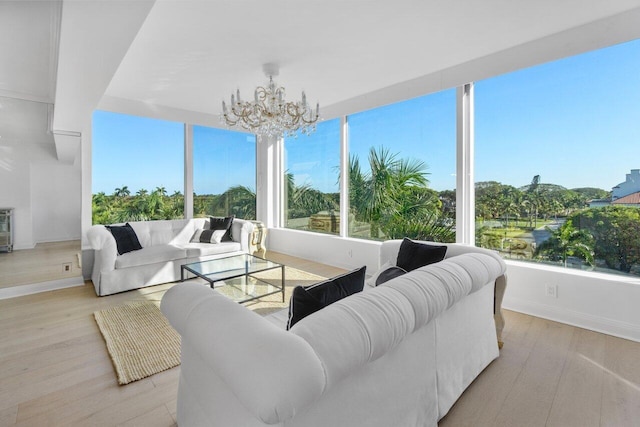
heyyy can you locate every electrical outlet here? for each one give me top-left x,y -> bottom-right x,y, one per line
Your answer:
63,262 -> 72,273
545,283 -> 558,298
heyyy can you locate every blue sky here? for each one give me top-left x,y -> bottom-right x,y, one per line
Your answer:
93,38 -> 640,195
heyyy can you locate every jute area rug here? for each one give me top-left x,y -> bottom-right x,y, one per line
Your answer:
94,301 -> 180,385
94,266 -> 326,385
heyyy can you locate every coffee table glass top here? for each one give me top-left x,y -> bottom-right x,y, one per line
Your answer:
181,253 -> 285,304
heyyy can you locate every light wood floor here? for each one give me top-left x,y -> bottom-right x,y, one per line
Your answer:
0,252 -> 639,426
0,241 -> 81,289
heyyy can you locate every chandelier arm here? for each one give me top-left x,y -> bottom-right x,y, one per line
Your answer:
221,74 -> 320,139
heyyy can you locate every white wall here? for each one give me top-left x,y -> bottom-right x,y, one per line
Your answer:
503,261 -> 640,342
31,160 -> 81,242
0,141 -> 80,249
268,228 -> 382,273
268,229 -> 640,343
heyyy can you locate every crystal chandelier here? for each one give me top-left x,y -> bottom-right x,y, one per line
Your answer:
221,63 -> 320,141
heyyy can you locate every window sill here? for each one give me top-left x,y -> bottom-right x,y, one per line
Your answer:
504,259 -> 640,286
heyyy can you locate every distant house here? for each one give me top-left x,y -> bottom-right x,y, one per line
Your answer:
589,169 -> 640,207
612,191 -> 640,207
588,198 -> 612,208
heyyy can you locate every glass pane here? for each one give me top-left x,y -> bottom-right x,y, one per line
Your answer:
347,90 -> 456,242
92,111 -> 184,224
283,119 -> 340,234
475,39 -> 640,277
193,126 -> 256,220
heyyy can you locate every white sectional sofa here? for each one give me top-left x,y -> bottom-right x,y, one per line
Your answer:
87,218 -> 255,296
161,240 -> 507,427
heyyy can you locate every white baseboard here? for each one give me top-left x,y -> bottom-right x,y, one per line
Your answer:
0,276 -> 85,300
503,296 -> 640,343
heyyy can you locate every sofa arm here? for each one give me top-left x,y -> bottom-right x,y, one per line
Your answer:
231,219 -> 255,253
86,225 -> 117,273
161,282 -> 325,424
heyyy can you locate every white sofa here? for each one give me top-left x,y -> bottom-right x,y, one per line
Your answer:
161,240 -> 507,427
87,218 -> 255,296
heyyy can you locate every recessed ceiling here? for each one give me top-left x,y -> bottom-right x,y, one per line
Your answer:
104,0 -> 640,119
0,0 -> 60,103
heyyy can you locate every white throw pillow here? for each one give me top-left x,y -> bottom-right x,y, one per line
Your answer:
190,228 -> 226,244
208,229 -> 227,244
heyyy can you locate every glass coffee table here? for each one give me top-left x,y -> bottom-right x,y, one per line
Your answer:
180,253 -> 285,304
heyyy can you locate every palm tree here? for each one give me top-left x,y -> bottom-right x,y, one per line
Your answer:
114,186 -> 130,198
210,185 -> 256,219
535,222 -> 594,267
285,173 -> 337,220
527,175 -> 541,228
348,146 -> 453,241
362,147 -> 399,237
155,186 -> 167,198
92,192 -> 111,224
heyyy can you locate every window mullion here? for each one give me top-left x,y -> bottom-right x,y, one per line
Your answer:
184,123 -> 194,219
340,116 -> 349,237
456,83 -> 475,244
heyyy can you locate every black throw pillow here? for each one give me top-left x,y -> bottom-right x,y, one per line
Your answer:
375,265 -> 407,286
396,237 -> 447,272
286,266 -> 366,330
105,223 -> 142,255
209,216 -> 234,242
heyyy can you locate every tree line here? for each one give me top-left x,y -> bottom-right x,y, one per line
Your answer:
92,148 -> 640,276
475,177 -> 609,227
92,185 -> 256,225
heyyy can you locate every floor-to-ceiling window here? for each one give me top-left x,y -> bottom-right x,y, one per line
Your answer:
475,39 -> 640,277
193,126 -> 256,220
347,89 -> 457,242
92,111 -> 184,224
283,119 -> 340,234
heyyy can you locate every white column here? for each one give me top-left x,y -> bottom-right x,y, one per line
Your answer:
456,83 -> 475,245
340,116 -> 349,237
183,124 -> 193,219
256,135 -> 282,228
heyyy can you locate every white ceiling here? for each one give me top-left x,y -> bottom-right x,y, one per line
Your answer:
3,0 -> 640,147
0,0 -> 60,147
0,0 -> 59,103
104,0 -> 640,120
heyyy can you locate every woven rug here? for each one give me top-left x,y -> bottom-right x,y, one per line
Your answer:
94,301 -> 181,385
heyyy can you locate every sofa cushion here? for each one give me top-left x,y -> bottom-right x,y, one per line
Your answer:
127,219 -> 194,247
182,241 -> 242,258
396,238 -> 447,272
105,223 -> 143,255
115,244 -> 187,269
287,266 -> 366,330
210,216 -> 234,242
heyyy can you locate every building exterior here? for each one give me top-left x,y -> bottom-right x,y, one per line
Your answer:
589,169 -> 640,207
